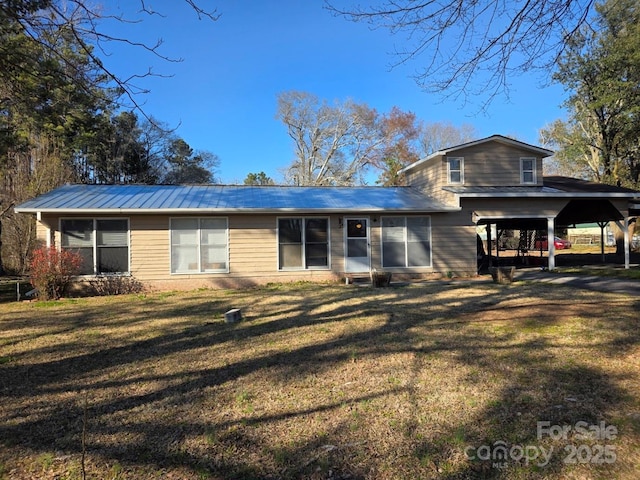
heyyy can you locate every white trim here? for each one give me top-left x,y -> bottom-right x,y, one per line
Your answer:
169,217 -> 229,275
276,216 -> 331,271
474,214 -> 550,222
447,157 -> 464,185
520,157 -> 537,184
344,216 -> 371,273
445,191 -> 636,198
59,217 -> 131,275
380,215 -> 432,269
547,217 -> 556,271
16,206 -> 460,214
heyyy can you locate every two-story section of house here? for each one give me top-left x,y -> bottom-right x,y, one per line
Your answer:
403,134 -> 546,203
401,135 -> 639,270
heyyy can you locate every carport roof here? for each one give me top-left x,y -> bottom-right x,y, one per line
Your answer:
444,176 -> 640,198
15,183 -> 458,214
544,176 -> 640,194
555,199 -> 624,225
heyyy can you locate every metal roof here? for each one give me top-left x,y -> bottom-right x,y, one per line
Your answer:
443,176 -> 640,198
15,184 -> 458,214
544,176 -> 640,194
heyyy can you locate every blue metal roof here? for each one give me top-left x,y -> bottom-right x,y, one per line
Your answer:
15,184 -> 457,214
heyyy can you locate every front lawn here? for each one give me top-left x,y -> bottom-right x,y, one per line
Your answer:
0,280 -> 639,479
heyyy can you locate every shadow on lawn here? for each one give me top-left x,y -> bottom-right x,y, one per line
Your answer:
0,281 -> 638,479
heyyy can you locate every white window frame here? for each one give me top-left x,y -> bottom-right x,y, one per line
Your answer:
381,216 -> 432,268
277,216 -> 331,271
170,217 -> 229,274
447,157 -> 464,184
520,157 -> 537,184
59,217 -> 131,275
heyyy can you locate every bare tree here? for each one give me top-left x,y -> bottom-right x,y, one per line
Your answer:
421,122 -> 478,155
277,91 -> 383,186
539,118 -> 603,180
327,0 -> 596,105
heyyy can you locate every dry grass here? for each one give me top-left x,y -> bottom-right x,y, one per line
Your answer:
0,279 -> 639,479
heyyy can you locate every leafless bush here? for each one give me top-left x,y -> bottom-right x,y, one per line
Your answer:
89,275 -> 145,296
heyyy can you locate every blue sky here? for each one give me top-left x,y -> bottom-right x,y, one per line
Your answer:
101,0 -> 568,183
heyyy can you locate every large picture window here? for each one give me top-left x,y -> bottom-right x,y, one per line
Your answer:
278,217 -> 329,269
61,218 -> 129,275
170,218 -> 228,274
381,216 -> 431,268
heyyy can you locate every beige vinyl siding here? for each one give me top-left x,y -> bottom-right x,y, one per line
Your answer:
405,157 -> 441,192
405,140 -> 545,194
430,211 -> 476,274
33,211 -> 477,289
405,156 -> 458,206
135,214 -> 345,286
133,215 -> 279,282
463,198 -> 570,219
38,214 -> 61,246
130,216 -> 169,280
132,213 -> 454,284
229,215 -> 277,275
369,218 -> 381,269
443,142 -> 544,187
35,219 -> 50,247
329,217 -> 346,272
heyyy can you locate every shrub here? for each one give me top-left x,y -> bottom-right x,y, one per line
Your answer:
29,246 -> 84,300
89,275 -> 145,296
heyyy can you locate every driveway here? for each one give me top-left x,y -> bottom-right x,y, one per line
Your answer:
516,268 -> 640,296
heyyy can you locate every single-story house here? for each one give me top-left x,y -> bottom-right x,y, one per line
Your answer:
15,135 -> 640,289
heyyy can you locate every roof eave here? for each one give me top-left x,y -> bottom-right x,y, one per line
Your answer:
18,207 -> 461,215
450,192 -> 637,198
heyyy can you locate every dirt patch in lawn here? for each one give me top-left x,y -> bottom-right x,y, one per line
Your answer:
0,280 -> 639,479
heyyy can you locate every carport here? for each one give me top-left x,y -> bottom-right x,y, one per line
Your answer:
465,177 -> 639,271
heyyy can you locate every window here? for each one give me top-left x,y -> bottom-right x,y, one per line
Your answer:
381,216 -> 431,268
278,217 -> 329,269
521,157 -> 536,184
447,157 -> 464,184
171,218 -> 228,274
61,218 -> 129,275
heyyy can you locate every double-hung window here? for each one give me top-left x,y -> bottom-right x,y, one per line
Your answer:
61,218 -> 129,275
170,218 -> 228,274
521,157 -> 536,184
278,217 -> 329,270
381,216 -> 431,268
447,157 -> 464,184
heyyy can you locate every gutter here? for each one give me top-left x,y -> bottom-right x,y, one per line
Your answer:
16,206 -> 462,215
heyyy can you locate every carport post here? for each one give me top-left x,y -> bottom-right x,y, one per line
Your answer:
547,217 -> 555,270
614,217 -> 631,269
624,216 -> 630,269
487,223 -> 493,267
597,221 -> 607,263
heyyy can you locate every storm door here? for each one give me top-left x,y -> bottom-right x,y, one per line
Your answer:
344,217 -> 370,273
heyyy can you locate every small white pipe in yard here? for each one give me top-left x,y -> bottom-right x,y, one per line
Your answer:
16,281 -> 20,302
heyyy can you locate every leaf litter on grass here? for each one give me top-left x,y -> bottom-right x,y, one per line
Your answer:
0,281 -> 639,479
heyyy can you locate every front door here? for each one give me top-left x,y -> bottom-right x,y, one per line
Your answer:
344,217 -> 370,273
